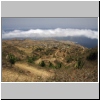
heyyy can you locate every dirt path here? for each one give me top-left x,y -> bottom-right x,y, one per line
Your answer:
35,58 -> 42,64
55,50 -> 59,57
15,63 -> 54,79
35,58 -> 56,64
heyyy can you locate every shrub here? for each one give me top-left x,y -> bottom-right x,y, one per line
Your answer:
56,62 -> 62,69
49,61 -> 62,69
49,62 -> 53,67
86,51 -> 97,61
27,56 -> 33,63
8,53 -> 17,67
40,61 -> 45,67
66,56 -> 73,63
27,56 -> 38,63
32,56 -> 38,61
74,59 -> 84,69
49,62 -> 56,68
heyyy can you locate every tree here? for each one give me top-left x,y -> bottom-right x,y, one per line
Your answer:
8,53 -> 17,67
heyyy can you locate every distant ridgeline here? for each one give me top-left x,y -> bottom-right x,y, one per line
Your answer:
53,36 -> 98,48
2,36 -> 98,49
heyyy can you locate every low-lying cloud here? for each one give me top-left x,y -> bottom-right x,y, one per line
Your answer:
2,28 -> 98,39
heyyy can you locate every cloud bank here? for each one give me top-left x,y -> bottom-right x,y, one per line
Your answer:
2,28 -> 98,39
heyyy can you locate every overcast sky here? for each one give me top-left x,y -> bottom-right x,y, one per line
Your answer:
2,18 -> 98,39
2,18 -> 98,30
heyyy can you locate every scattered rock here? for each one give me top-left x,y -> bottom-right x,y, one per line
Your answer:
37,76 -> 41,79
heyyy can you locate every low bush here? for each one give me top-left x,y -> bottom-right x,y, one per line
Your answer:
49,61 -> 62,69
27,56 -> 33,63
40,61 -> 45,67
49,62 -> 53,68
56,62 -> 62,69
66,56 -> 73,63
86,51 -> 97,61
27,56 -> 38,63
74,59 -> 84,69
49,62 -> 56,68
8,53 -> 17,67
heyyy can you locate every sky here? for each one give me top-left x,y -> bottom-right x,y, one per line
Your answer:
2,18 -> 98,30
2,18 -> 98,39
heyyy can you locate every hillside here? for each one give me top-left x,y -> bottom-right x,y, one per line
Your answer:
2,39 -> 98,82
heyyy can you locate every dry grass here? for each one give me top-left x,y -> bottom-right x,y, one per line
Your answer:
2,39 -> 98,82
52,66 -> 98,82
16,47 -> 32,55
2,62 -> 54,82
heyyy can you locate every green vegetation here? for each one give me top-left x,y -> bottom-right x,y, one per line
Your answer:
27,56 -> 33,63
66,55 -> 73,63
27,56 -> 38,63
40,61 -> 45,67
49,61 -> 54,68
32,56 -> 38,61
49,61 -> 62,69
8,53 -> 17,67
49,62 -> 56,69
86,50 -> 97,61
2,40 -> 98,82
56,62 -> 62,69
75,59 -> 84,69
